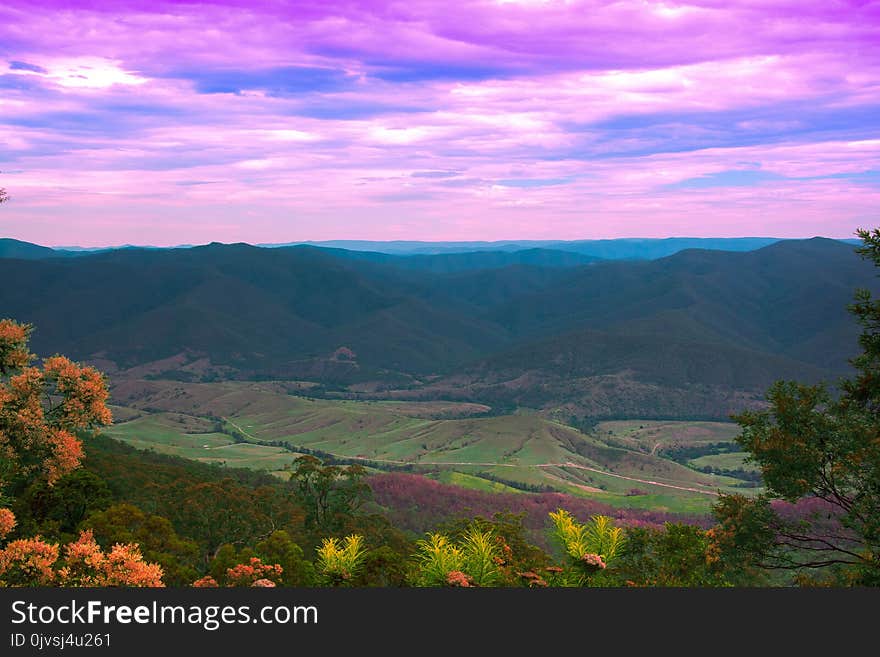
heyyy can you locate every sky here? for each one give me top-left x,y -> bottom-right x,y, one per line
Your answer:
0,0 -> 878,247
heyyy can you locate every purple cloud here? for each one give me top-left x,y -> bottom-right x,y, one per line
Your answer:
0,0 -> 877,246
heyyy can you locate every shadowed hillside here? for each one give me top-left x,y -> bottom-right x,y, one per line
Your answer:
1,237 -> 874,418
0,238 -> 58,259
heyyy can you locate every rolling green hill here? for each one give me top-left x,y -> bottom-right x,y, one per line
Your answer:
103,379 -> 756,512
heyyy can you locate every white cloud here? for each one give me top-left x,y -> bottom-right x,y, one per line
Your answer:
7,57 -> 148,89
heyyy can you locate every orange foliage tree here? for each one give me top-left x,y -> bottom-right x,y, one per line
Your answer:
0,525 -> 164,587
0,318 -> 163,587
57,529 -> 164,587
0,319 -> 112,491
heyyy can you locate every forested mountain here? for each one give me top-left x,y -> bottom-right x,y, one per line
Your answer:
0,237 -> 873,418
0,238 -> 59,260
289,245 -> 602,273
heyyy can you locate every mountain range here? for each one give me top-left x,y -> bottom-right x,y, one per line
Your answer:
0,236 -> 873,419
2,236 -> 861,261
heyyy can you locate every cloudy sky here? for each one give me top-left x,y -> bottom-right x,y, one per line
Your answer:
1,0 -> 878,247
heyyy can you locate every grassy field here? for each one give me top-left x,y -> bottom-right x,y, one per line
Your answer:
427,471 -> 522,493
690,452 -> 759,472
104,380 -> 761,513
594,419 -> 741,453
102,411 -> 304,476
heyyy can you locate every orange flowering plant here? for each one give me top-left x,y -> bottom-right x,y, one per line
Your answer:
0,319 -> 112,491
0,522 -> 164,587
0,318 -> 164,587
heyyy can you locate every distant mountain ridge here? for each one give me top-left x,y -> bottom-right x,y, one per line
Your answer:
284,236 -> 790,258
2,236 -> 862,262
0,236 -> 874,419
271,236 -> 862,259
287,245 -> 603,273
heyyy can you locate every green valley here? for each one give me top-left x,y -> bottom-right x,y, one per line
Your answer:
103,379 -> 757,513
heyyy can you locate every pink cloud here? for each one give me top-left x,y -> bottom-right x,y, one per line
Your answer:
0,0 -> 877,245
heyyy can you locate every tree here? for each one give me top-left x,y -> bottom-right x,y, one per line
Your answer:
19,470 -> 112,537
614,523 -> 737,587
0,319 -> 112,497
55,529 -> 164,587
254,530 -> 315,586
158,479 -> 279,562
0,519 -> 163,587
353,545 -> 409,587
84,503 -> 200,587
713,228 -> 880,585
290,456 -> 371,532
0,319 -> 163,587
0,188 -> 8,205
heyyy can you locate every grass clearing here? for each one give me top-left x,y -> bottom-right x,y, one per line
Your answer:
427,471 -> 522,493
690,452 -> 760,472
104,411 -> 305,470
594,419 -> 741,454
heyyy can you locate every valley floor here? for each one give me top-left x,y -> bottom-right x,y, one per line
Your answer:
104,379 -> 760,514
